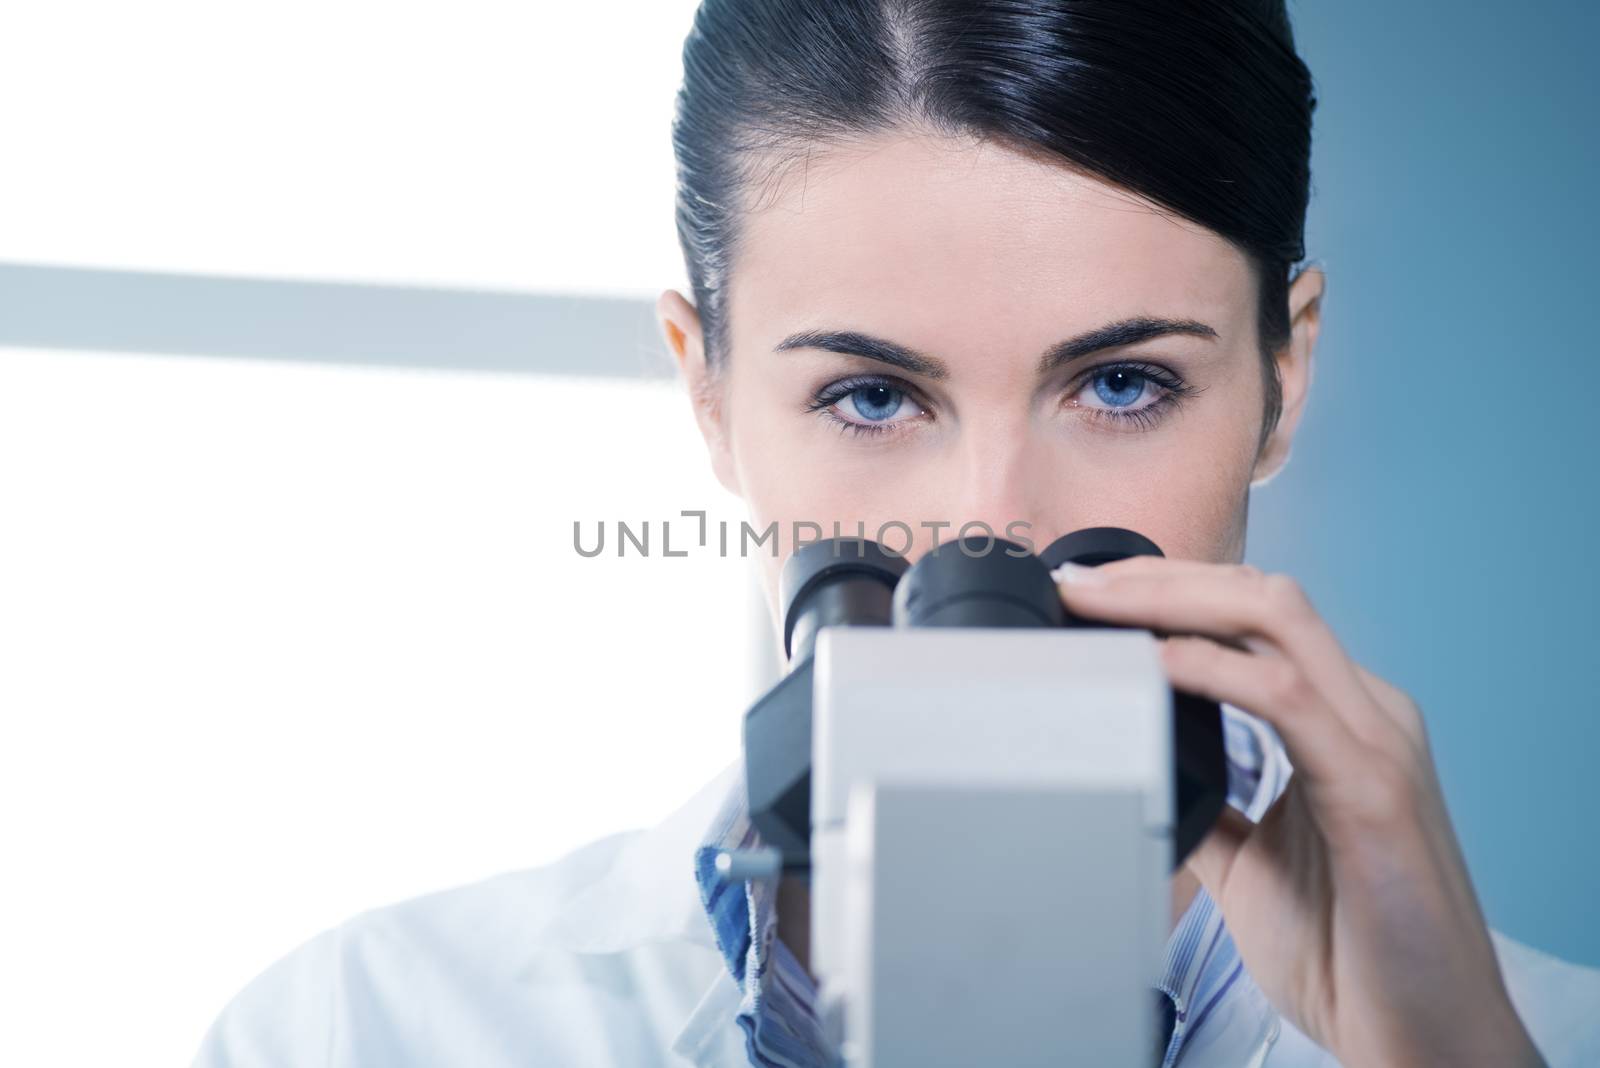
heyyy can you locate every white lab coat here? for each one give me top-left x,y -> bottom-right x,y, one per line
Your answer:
192,758 -> 1600,1067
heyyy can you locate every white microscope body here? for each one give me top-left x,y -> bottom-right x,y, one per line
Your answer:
808,625 -> 1174,1068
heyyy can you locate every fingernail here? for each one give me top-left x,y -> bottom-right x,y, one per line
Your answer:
1051,561 -> 1108,586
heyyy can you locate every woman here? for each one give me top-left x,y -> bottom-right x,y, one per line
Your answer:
194,2 -> 1600,1066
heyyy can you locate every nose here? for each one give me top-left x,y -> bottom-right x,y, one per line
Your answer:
941,423 -> 1058,553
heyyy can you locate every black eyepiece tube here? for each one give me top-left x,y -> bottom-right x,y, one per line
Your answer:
892,537 -> 1064,629
781,538 -> 909,664
747,537 -> 909,872
1039,526 -> 1164,570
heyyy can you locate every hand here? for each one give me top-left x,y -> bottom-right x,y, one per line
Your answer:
1054,556 -> 1544,1068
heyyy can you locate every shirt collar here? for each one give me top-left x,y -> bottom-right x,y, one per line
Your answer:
689,702 -> 1293,1068
690,767 -> 835,1066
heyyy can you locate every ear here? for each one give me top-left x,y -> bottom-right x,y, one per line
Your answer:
657,289 -> 742,496
1251,265 -> 1325,487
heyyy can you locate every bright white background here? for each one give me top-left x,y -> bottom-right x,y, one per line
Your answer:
0,0 -> 698,297
0,353 -> 772,1067
0,2 -> 772,1066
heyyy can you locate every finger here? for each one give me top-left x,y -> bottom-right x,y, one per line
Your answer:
1055,558 -> 1258,652
1160,634 -> 1367,784
1059,562 -> 1393,744
1050,552 -> 1211,590
1057,560 -> 1313,653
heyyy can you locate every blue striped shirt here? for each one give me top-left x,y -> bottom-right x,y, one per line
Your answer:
691,703 -> 1292,1068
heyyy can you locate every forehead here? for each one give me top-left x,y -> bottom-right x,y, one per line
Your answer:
728,132 -> 1255,357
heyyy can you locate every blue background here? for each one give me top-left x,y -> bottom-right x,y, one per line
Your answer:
1247,3 -> 1599,965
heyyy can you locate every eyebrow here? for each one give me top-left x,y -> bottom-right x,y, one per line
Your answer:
773,317 -> 1219,380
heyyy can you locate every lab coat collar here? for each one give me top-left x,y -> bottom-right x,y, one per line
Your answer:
516,757 -> 756,1064
525,758 -> 741,956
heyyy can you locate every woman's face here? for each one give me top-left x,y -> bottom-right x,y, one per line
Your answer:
659,131 -> 1320,636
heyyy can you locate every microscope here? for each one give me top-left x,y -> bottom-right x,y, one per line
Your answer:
719,528 -> 1228,1067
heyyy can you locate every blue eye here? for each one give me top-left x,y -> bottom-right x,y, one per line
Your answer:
1069,361 -> 1196,431
845,383 -> 905,421
808,375 -> 927,438
1092,368 -> 1152,408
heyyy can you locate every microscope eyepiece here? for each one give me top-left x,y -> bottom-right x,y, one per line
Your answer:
781,538 -> 909,664
750,537 -> 909,870
892,536 -> 1065,629
1039,526 -> 1164,569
